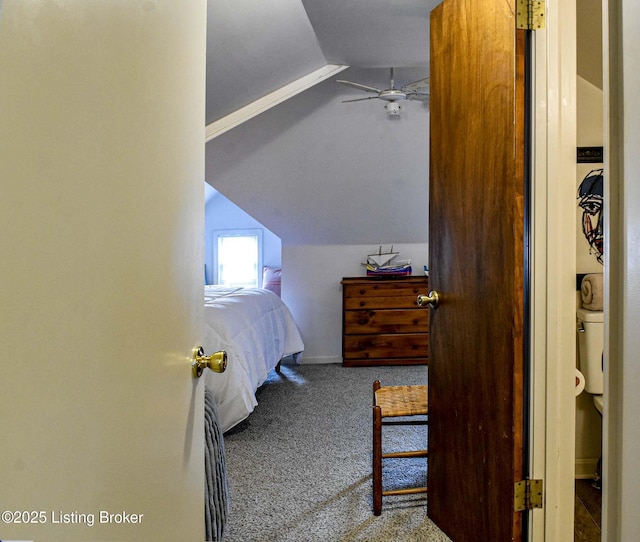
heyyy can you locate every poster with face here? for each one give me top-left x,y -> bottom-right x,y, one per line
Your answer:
577,169 -> 604,264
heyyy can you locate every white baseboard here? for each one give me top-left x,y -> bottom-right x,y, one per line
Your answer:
575,457 -> 599,479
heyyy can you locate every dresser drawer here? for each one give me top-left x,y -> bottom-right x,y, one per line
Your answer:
343,308 -> 428,334
343,281 -> 423,299
343,333 -> 429,360
344,295 -> 421,310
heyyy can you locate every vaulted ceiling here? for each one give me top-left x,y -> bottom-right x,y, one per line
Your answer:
204,1 -> 602,247
205,0 -> 440,125
204,1 -> 440,246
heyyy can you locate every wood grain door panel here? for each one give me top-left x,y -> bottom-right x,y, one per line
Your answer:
428,0 -> 526,540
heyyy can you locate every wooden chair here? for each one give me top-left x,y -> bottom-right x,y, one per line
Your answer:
372,380 -> 428,515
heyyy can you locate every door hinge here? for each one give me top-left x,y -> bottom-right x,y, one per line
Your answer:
516,0 -> 545,30
514,479 -> 544,511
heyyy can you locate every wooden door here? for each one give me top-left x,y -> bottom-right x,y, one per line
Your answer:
428,0 -> 526,540
0,2 -> 207,540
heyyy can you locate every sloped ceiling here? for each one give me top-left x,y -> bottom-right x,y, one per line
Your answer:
206,0 -> 439,123
205,0 -> 441,245
300,0 -> 433,68
205,66 -> 430,245
206,0 -> 327,125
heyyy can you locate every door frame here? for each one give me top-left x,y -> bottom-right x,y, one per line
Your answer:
529,1 -> 578,540
602,0 -> 640,538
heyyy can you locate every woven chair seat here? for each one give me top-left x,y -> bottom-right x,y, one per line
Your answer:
374,385 -> 428,418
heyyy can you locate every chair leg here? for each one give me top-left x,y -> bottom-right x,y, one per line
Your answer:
373,403 -> 383,516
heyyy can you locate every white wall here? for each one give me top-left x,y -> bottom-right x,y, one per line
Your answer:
282,243 -> 428,362
205,67 -> 430,247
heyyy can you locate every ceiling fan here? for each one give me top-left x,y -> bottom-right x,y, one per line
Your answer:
336,68 -> 429,116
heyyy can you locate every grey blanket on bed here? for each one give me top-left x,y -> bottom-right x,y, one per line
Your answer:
205,389 -> 229,541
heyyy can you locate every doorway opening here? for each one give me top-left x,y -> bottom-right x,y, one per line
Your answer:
574,1 -> 604,539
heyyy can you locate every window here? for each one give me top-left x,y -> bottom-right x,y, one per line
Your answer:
213,229 -> 263,288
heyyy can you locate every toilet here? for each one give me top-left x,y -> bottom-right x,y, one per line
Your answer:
577,307 -> 604,414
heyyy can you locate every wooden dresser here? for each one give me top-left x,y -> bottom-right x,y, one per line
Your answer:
341,276 -> 429,367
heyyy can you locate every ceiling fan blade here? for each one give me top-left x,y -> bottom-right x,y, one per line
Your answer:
336,80 -> 382,94
342,96 -> 379,103
402,78 -> 430,92
407,92 -> 430,102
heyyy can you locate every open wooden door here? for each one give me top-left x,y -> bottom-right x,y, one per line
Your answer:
427,0 -> 527,540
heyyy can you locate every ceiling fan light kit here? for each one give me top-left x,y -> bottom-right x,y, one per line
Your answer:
386,102 -> 401,116
337,67 -> 429,116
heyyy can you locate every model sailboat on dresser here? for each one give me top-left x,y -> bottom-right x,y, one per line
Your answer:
363,246 -> 412,276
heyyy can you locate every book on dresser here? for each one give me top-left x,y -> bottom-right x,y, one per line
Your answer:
341,276 -> 429,367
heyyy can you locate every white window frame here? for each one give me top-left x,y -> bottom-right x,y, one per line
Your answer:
212,228 -> 263,288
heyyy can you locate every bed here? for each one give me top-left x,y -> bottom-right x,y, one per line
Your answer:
202,285 -> 304,432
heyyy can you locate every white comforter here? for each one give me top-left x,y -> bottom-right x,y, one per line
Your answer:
203,286 -> 304,432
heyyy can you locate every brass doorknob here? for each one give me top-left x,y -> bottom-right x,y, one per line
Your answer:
192,346 -> 227,378
417,290 -> 440,309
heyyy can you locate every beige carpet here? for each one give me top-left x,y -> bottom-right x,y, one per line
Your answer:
221,362 -> 451,542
